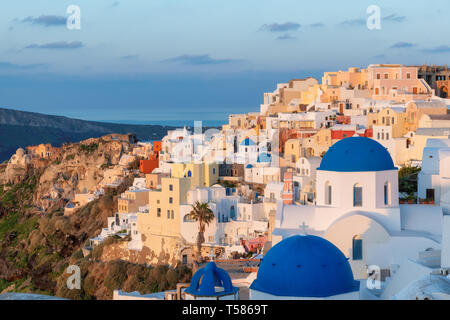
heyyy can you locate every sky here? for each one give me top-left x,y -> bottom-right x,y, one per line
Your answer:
0,0 -> 450,122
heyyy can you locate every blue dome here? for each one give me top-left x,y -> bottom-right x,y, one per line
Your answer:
250,235 -> 359,298
185,262 -> 239,297
257,153 -> 272,163
240,137 -> 256,146
318,137 -> 396,172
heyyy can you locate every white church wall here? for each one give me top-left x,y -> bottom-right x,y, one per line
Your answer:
364,236 -> 439,272
399,205 -> 443,236
315,170 -> 401,231
324,214 -> 391,279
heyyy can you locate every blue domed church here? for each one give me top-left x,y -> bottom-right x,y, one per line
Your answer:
184,262 -> 239,300
272,136 -> 444,283
250,235 -> 360,299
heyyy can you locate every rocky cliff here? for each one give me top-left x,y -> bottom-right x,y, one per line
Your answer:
0,135 -> 191,299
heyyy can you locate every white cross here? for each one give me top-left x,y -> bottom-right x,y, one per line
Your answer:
300,221 -> 309,235
209,248 -> 214,261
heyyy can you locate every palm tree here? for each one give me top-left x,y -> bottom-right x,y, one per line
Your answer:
187,201 -> 215,262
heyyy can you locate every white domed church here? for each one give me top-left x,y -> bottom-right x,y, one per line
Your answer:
273,137 -> 450,298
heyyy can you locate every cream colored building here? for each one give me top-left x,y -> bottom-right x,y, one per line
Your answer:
367,106 -> 407,138
418,114 -> 450,129
137,176 -> 191,265
284,139 -> 303,164
404,99 -> 448,132
170,162 -> 219,189
118,189 -> 150,214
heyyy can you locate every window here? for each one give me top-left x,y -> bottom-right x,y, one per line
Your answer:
407,73 -> 411,79
212,168 -> 216,175
230,206 -> 236,220
353,184 -> 363,207
352,235 -> 363,260
325,181 -> 332,205
167,210 -> 171,219
171,210 -> 174,219
376,73 -> 381,80
169,184 -> 173,191
157,208 -> 161,217
384,182 -> 391,205
169,197 -> 173,204
384,73 -> 389,79
187,170 -> 192,177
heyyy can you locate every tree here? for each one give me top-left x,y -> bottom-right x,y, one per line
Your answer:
187,201 -> 215,262
398,166 -> 421,197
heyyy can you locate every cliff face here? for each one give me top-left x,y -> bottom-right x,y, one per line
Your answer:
0,134 -> 191,299
34,137 -> 131,212
1,135 -> 132,211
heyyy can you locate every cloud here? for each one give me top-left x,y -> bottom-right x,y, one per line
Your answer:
162,54 -> 240,65
383,14 -> 406,23
390,42 -> 416,49
0,61 -> 47,70
340,18 -> 366,27
25,41 -> 84,49
340,13 -> 406,27
108,1 -> 120,8
21,15 -> 66,27
277,34 -> 296,40
308,22 -> 325,28
422,45 -> 450,54
259,22 -> 301,32
120,55 -> 139,60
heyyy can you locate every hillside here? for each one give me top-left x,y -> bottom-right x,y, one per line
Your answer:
0,136 -> 191,299
0,107 -> 177,162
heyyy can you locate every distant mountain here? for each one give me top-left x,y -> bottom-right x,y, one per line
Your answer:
0,107 -> 179,162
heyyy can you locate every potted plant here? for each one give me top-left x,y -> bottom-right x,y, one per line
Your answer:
405,195 -> 416,204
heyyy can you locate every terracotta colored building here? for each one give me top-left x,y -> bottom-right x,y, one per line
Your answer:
331,125 -> 357,140
139,141 -> 161,174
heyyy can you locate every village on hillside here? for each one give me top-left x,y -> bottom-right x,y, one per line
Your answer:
3,64 -> 450,300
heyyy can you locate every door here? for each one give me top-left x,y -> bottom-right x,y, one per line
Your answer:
426,189 -> 435,201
